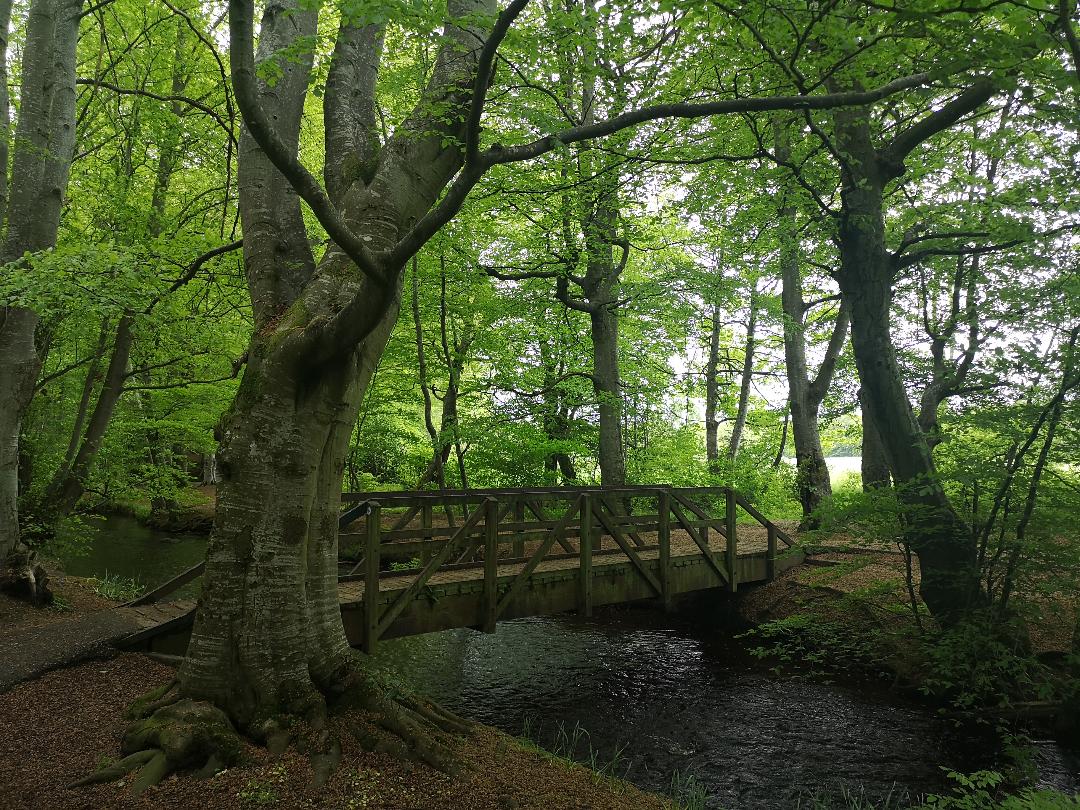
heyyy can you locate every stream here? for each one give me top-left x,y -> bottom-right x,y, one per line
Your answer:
50,514 -> 1080,808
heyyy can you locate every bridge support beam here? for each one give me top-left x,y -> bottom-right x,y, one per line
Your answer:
658,490 -> 672,612
726,489 -> 737,593
579,494 -> 593,616
364,501 -> 381,654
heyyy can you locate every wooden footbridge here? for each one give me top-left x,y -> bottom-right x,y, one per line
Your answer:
115,486 -> 800,657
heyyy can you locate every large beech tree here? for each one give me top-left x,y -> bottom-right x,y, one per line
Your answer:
84,0 -> 1017,788
0,0 -> 83,602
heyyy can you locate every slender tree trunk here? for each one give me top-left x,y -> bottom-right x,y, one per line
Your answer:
539,336 -> 577,483
590,301 -> 625,487
45,316 -> 134,516
60,318 -> 112,474
772,409 -> 790,469
705,301 -> 721,467
775,119 -> 848,526
727,290 -> 758,460
411,262 -> 448,489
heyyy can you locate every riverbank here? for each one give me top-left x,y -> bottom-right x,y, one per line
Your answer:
738,542 -> 1080,740
0,650 -> 676,810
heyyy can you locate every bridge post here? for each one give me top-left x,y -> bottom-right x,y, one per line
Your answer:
725,489 -> 737,592
364,501 -> 382,654
421,503 -> 433,565
512,498 -> 525,558
658,489 -> 672,612
767,523 -> 777,581
579,493 -> 593,617
483,498 -> 498,633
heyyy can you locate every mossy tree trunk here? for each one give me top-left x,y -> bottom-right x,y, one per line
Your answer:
829,81 -> 998,624
168,0 -> 495,742
775,118 -> 849,528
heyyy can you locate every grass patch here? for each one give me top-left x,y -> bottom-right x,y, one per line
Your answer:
89,571 -> 143,602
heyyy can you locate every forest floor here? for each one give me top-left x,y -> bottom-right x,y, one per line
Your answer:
0,582 -> 674,810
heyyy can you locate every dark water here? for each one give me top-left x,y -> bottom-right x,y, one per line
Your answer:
51,514 -> 207,597
369,610 -> 1079,808
54,515 -> 1080,808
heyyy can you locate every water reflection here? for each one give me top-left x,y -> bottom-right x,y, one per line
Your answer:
51,514 -> 206,596
372,611 -> 1079,809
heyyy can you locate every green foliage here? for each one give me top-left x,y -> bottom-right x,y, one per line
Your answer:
922,771 -> 1080,810
795,783 -> 912,809
740,615 -> 888,678
920,619 -> 1056,710
811,480 -> 905,546
516,717 -> 632,784
669,770 -> 710,810
90,571 -> 144,602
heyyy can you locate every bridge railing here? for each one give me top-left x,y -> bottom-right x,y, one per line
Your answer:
337,485 -> 793,653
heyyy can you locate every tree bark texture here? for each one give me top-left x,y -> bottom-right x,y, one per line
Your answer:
859,387 -> 892,490
727,289 -> 758,460
0,0 -> 83,597
705,302 -> 722,466
175,0 -> 496,733
833,108 -> 977,623
775,118 -> 848,526
45,316 -> 135,516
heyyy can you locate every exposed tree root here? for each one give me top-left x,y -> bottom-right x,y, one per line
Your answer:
0,545 -> 52,606
70,696 -> 242,795
72,655 -> 478,796
330,663 -> 477,776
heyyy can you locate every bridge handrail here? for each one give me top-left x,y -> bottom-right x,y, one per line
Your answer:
128,485 -> 794,626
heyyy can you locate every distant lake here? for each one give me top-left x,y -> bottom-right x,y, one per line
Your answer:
782,455 -> 862,482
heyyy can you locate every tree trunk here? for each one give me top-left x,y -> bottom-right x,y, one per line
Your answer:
859,387 -> 892,490
727,290 -> 758,460
180,320 -> 392,728
590,301 -> 625,487
144,0 -> 497,757
539,335 -> 577,483
60,318 -> 111,474
45,315 -> 134,517
837,178 -> 978,624
705,301 -> 721,467
412,263 -> 449,489
776,118 -> 848,527
780,280 -> 828,517
0,0 -> 83,602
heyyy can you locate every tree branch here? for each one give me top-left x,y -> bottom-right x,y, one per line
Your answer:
880,76 -> 999,172
1059,0 -> 1080,84
809,299 -> 850,405
146,239 -> 243,314
75,78 -> 236,144
35,356 -> 93,391
492,69 -> 967,166
464,0 -> 530,168
227,0 -> 387,286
